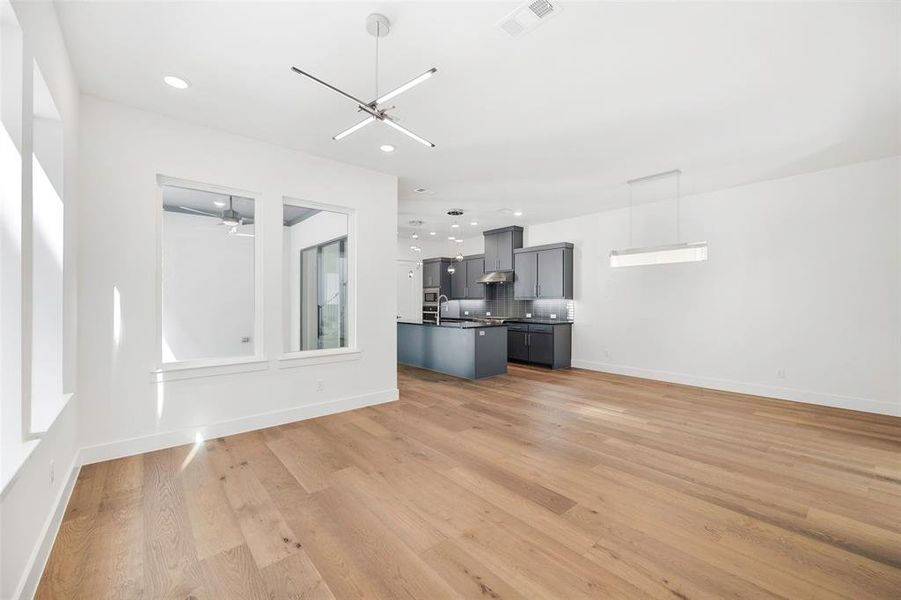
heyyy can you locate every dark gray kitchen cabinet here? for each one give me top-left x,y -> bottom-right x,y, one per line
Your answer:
448,255 -> 485,300
513,243 -> 573,300
464,256 -> 485,299
423,260 -> 439,288
527,332 -> 554,365
482,226 -> 523,272
422,258 -> 451,293
507,328 -> 530,362
537,248 -> 565,298
450,263 -> 466,299
506,322 -> 572,369
513,251 -> 536,299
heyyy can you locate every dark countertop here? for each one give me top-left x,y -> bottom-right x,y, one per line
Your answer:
397,320 -> 507,329
504,318 -> 574,325
441,317 -> 574,326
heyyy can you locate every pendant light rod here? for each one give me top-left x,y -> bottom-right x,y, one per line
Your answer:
374,20 -> 379,100
676,170 -> 681,243
628,184 -> 633,248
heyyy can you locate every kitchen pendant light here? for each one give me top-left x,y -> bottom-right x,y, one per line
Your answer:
610,169 -> 708,268
610,241 -> 708,267
447,230 -> 460,272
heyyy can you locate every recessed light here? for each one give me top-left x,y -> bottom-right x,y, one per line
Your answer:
163,75 -> 190,89
429,231 -> 436,236
213,200 -> 226,208
470,221 -> 478,226
414,187 -> 429,194
411,232 -> 419,239
498,208 -> 514,215
451,223 -> 460,228
456,239 -> 464,243
380,144 -> 395,153
448,236 -> 455,240
513,211 -> 523,217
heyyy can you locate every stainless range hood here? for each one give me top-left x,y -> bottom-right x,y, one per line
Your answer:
477,271 -> 515,284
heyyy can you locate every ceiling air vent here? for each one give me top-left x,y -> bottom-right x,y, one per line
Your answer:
498,0 -> 562,38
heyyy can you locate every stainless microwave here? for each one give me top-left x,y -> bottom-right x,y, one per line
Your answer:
423,287 -> 440,305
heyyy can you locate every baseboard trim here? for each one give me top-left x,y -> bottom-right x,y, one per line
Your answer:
80,388 -> 399,466
571,360 -> 900,417
15,454 -> 82,600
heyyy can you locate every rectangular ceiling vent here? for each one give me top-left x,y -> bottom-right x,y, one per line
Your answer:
498,0 -> 562,38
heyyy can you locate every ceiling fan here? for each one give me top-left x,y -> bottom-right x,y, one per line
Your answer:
291,13 -> 437,148
178,196 -> 254,237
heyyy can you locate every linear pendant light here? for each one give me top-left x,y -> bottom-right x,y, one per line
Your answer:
610,241 -> 707,267
610,169 -> 708,268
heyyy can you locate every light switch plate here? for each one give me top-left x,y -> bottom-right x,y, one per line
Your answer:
464,310 -> 469,315
486,311 -> 491,316
550,314 -> 557,319
526,312 -> 532,318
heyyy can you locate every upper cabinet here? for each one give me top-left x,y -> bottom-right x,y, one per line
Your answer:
464,256 -> 485,299
513,243 -> 574,300
483,226 -> 523,272
450,255 -> 486,300
422,257 -> 451,292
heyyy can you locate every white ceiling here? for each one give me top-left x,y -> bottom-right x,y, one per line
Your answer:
56,1 -> 900,238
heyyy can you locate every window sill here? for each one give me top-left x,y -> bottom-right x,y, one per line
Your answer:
150,357 -> 269,382
277,348 -> 361,369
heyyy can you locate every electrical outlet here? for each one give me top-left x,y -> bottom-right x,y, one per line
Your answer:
777,368 -> 786,379
550,313 -> 557,319
486,311 -> 491,316
464,310 -> 469,315
49,459 -> 55,485
525,312 -> 532,318
316,379 -> 325,392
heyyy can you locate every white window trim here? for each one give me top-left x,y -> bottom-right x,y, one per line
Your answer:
153,174 -> 266,376
277,347 -> 361,369
281,196 -> 357,357
150,357 -> 270,382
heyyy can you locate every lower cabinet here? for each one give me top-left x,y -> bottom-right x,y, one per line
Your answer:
506,323 -> 572,369
507,330 -> 530,362
527,332 -> 554,364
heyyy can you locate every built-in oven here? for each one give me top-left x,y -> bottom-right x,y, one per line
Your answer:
422,287 -> 439,323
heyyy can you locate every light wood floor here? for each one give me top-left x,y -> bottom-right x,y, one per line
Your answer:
37,364 -> 901,599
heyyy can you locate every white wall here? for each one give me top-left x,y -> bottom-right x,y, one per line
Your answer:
161,211 -> 255,362
525,157 -> 901,416
1,1 -> 81,598
77,96 -> 398,459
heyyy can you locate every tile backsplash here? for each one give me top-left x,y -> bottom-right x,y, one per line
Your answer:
441,283 -> 574,321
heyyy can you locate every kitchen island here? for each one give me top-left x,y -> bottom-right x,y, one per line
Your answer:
397,320 -> 508,379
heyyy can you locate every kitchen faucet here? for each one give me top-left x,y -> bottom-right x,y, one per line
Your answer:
436,294 -> 448,326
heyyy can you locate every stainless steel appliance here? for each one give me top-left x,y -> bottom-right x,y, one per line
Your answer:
422,287 -> 439,323
423,288 -> 440,305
